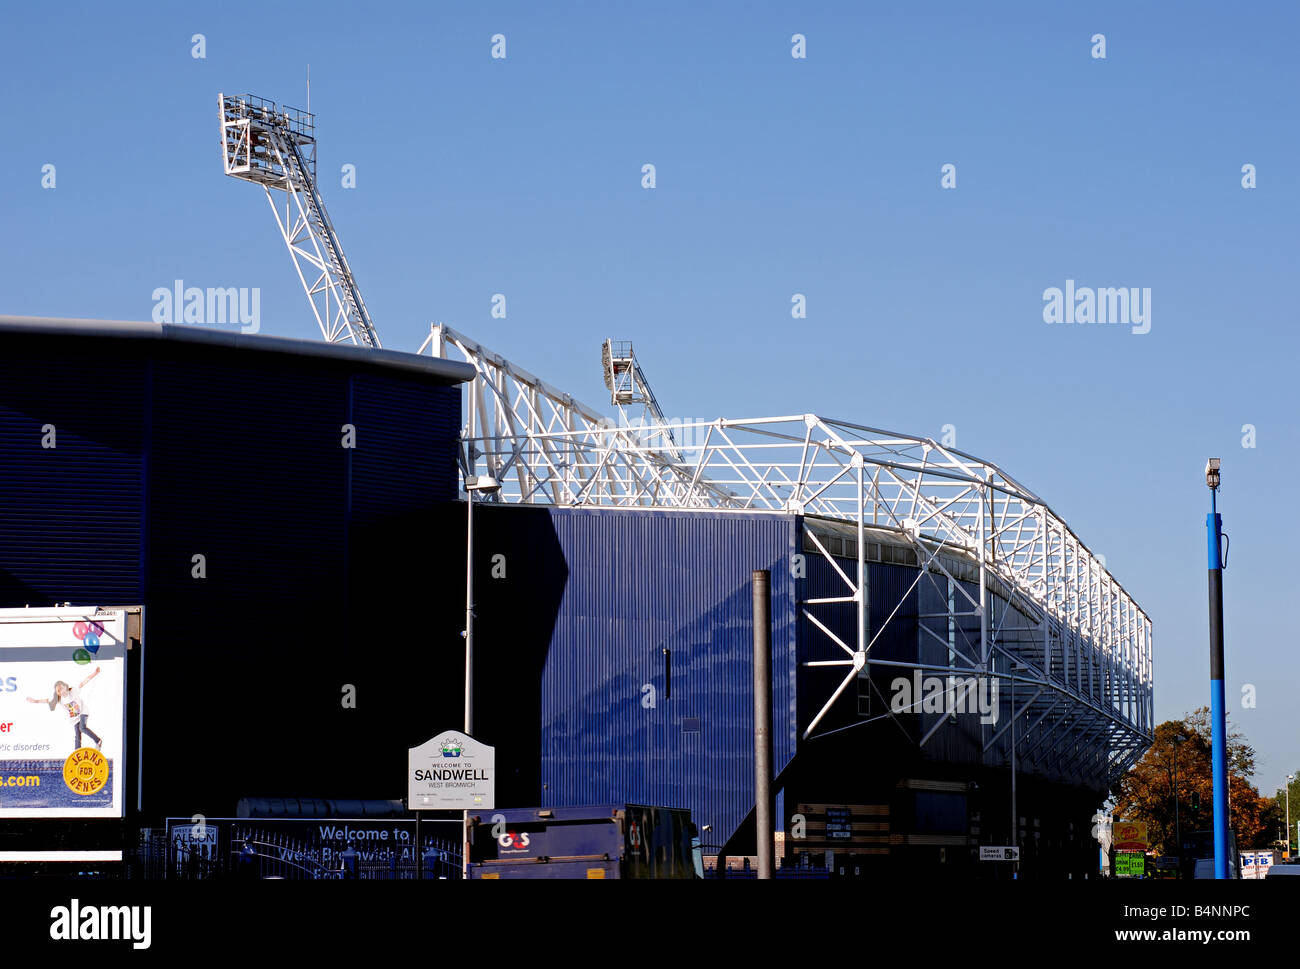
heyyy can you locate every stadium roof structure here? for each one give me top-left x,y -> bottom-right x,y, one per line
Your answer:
211,90 -> 1153,791
0,316 -> 474,384
423,323 -> 1154,789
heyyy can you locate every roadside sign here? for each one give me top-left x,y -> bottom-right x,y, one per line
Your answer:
1113,821 -> 1149,851
979,846 -> 1020,861
795,803 -> 890,853
1115,850 -> 1145,877
408,730 -> 495,810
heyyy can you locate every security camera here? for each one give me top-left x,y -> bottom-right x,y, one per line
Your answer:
1205,458 -> 1220,490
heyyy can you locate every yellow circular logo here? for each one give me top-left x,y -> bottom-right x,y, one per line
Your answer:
62,747 -> 108,796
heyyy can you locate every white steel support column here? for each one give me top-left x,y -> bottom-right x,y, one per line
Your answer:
856,455 -> 867,664
979,479 -> 990,670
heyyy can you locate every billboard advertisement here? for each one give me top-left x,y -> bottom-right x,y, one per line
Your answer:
0,607 -> 130,818
1113,821 -> 1149,851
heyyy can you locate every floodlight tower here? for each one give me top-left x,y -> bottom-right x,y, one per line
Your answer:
602,339 -> 682,462
218,93 -> 381,348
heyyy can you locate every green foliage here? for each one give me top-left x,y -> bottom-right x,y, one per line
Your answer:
1269,773 -> 1300,852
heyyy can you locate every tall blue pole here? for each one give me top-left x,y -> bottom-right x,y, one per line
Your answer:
1207,485 -> 1229,879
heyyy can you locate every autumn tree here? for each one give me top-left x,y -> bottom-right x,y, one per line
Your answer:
1114,707 -> 1273,855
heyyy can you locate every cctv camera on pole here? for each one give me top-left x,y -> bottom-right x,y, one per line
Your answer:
1205,458 -> 1229,879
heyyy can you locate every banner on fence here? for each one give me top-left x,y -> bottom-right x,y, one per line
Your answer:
164,817 -> 462,877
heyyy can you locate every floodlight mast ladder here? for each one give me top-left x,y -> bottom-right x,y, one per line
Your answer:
602,340 -> 682,462
218,93 -> 381,348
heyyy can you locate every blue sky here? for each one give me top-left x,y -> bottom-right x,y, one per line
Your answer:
2,2 -> 1296,796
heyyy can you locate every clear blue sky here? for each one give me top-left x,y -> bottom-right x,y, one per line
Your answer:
2,2 -> 1296,796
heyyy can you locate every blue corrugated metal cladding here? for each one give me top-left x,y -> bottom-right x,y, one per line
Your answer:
472,506 -> 798,852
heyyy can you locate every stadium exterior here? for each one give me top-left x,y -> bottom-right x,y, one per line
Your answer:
0,316 -> 1152,879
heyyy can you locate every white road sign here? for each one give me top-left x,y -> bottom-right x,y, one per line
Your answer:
408,730 -> 495,810
980,846 -> 1020,861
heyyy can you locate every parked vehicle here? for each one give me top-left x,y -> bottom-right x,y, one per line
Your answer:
1184,829 -> 1238,879
467,804 -> 699,879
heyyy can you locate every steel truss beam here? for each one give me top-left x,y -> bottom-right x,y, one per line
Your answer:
219,93 -> 380,348
422,323 -> 1153,791
221,89 -> 1150,794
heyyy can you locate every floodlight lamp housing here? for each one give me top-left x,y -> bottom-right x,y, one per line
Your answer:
1205,458 -> 1221,490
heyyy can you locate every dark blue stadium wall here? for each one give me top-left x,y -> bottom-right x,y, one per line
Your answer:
470,506 -> 799,854
0,327 -> 469,820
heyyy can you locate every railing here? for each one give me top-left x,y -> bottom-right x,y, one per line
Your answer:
154,825 -> 463,880
705,866 -> 831,880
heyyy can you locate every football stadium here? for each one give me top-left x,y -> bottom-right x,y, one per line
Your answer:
0,94 -> 1153,880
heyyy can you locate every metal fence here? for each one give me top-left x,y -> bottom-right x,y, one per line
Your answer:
705,865 -> 831,880
144,823 -> 462,880
699,845 -> 831,880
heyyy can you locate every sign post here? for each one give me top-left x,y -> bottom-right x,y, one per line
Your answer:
409,730 -> 495,809
409,730 -> 495,879
1111,820 -> 1149,880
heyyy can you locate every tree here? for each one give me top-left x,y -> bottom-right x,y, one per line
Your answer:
1114,707 -> 1272,855
1269,773 -> 1300,855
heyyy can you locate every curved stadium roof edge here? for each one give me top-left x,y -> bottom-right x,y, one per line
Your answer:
0,315 -> 476,385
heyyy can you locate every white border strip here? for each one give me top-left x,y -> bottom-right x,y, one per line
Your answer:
0,850 -> 122,862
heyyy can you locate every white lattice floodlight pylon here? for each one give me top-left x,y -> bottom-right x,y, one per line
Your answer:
218,92 -> 380,349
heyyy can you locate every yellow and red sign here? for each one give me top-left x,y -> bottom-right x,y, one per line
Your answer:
1114,820 -> 1149,851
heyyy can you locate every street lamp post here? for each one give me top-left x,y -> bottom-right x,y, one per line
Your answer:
464,473 -> 501,733
1173,733 -> 1187,878
1204,458 -> 1229,879
462,472 -> 500,879
1284,775 -> 1294,858
1009,659 -> 1027,880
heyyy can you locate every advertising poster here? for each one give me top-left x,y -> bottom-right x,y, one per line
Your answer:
0,607 -> 128,818
1113,820 -> 1150,852
1115,850 -> 1146,878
